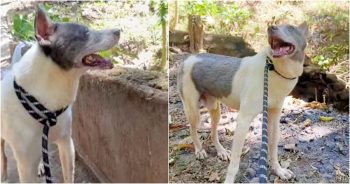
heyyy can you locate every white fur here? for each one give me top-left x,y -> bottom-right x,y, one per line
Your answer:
180,48 -> 301,182
1,44 -> 85,182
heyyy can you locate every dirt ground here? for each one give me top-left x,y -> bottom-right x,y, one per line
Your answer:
169,52 -> 349,183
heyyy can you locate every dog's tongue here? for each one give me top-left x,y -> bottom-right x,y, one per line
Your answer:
82,54 -> 113,69
272,46 -> 291,58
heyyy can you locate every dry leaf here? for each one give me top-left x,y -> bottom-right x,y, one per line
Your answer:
301,119 -> 312,129
176,144 -> 193,151
208,171 -> 220,182
281,158 -> 291,168
169,124 -> 187,131
335,164 -> 345,178
241,146 -> 250,157
304,101 -> 327,109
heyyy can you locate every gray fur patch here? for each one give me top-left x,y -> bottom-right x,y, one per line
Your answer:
191,53 -> 242,98
43,23 -> 90,70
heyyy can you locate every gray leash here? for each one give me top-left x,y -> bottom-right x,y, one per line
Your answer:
258,57 -> 274,183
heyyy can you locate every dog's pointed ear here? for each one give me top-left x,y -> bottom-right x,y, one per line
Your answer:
298,21 -> 309,38
34,5 -> 55,45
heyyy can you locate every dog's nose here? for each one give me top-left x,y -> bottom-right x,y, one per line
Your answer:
112,29 -> 121,37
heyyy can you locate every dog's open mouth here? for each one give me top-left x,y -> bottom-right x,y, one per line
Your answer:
82,53 -> 113,69
269,36 -> 295,58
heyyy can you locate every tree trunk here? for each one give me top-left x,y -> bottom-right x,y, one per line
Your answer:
170,0 -> 178,31
188,14 -> 204,53
159,18 -> 168,70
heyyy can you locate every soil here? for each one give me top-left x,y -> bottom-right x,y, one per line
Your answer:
169,52 -> 349,183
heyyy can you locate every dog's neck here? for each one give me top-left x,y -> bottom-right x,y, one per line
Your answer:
263,48 -> 304,79
13,44 -> 85,110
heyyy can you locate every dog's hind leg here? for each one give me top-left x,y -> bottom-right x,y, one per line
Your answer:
56,137 -> 75,183
268,108 -> 294,180
1,139 -> 8,182
182,93 -> 207,159
206,98 -> 230,161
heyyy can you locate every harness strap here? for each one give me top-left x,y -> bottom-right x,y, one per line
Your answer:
258,58 -> 272,183
13,80 -> 67,183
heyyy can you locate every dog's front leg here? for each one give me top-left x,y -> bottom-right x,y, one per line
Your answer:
1,139 -> 8,182
224,109 -> 258,183
268,108 -> 294,180
57,137 -> 75,183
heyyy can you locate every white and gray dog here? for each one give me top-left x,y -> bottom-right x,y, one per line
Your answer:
177,22 -> 308,182
1,6 -> 120,182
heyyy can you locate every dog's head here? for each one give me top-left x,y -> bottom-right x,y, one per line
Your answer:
34,5 -> 120,70
267,22 -> 309,62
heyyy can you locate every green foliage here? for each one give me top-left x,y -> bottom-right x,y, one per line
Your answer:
307,1 -> 349,71
158,0 -> 168,24
179,0 -> 251,34
312,44 -> 349,70
12,14 -> 34,40
12,3 -> 71,41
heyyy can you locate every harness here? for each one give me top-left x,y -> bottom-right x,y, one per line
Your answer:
258,57 -> 296,183
13,80 -> 67,183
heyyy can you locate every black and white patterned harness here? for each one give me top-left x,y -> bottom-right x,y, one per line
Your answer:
13,79 -> 68,183
258,57 -> 296,183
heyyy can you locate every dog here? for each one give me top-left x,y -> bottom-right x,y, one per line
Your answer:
177,22 -> 308,182
1,6 -> 120,182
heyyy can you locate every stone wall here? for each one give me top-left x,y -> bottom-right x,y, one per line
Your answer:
72,71 -> 168,182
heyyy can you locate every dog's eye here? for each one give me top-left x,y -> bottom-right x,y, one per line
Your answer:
287,26 -> 295,31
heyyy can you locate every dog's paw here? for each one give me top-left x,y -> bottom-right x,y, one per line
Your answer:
195,149 -> 207,159
274,167 -> 294,180
217,149 -> 231,161
37,161 -> 45,177
1,174 -> 8,182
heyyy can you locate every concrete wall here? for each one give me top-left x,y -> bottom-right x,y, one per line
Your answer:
72,72 -> 168,182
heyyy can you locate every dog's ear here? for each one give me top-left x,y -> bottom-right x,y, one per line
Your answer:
298,21 -> 309,38
34,5 -> 55,45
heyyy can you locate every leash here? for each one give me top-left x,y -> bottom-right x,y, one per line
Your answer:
258,57 -> 274,183
258,57 -> 296,183
13,80 -> 67,183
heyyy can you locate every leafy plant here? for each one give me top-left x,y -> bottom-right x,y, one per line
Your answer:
181,0 -> 251,34
12,14 -> 34,40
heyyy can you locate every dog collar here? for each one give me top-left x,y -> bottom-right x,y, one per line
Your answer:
266,57 -> 297,80
13,79 -> 67,183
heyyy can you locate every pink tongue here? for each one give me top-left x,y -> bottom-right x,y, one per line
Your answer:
272,47 -> 289,57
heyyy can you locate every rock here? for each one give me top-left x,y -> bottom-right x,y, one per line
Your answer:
321,173 -> 334,180
284,143 -> 297,151
336,143 -> 346,155
240,163 -> 248,169
330,81 -> 346,91
246,168 -> 256,177
334,135 -> 342,141
250,177 -> 259,183
339,90 -> 349,100
325,73 -> 338,83
169,47 -> 182,54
